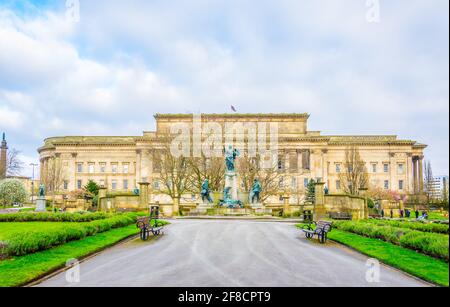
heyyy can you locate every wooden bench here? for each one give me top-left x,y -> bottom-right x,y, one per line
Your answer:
329,212 -> 352,220
301,220 -> 333,244
136,216 -> 164,241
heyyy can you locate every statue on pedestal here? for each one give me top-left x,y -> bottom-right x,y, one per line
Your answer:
225,145 -> 239,172
250,179 -> 262,204
201,179 -> 213,203
39,184 -> 45,198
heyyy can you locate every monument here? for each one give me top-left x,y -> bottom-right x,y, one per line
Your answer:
250,178 -> 264,212
219,146 -> 243,208
35,184 -> 47,212
197,178 -> 214,213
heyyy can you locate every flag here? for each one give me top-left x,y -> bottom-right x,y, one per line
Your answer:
231,105 -> 237,112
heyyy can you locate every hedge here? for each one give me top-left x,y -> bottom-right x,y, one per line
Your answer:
366,219 -> 449,234
333,221 -> 449,261
0,213 -> 144,257
0,212 -> 112,223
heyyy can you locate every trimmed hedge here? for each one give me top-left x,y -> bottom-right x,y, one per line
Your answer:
0,213 -> 143,257
366,219 -> 449,234
333,221 -> 449,262
0,212 -> 111,223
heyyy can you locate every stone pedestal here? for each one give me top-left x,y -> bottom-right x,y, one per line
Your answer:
225,170 -> 238,200
313,182 -> 327,221
138,182 -> 150,208
251,203 -> 264,214
35,197 -> 46,212
197,201 -> 214,214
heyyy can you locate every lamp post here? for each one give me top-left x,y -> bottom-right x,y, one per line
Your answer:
30,163 -> 38,203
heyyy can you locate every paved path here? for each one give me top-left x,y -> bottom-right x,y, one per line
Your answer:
37,220 -> 428,287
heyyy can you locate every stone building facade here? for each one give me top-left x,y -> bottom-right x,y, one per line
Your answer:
38,114 -> 427,203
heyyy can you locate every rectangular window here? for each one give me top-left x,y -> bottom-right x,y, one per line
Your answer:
398,163 -> 404,174
399,180 -> 404,190
384,180 -> 389,190
111,164 -> 118,174
278,158 -> 284,171
123,180 -> 129,190
100,163 -> 106,173
88,163 -> 95,174
335,164 -> 341,173
153,181 -> 160,190
384,163 -> 389,173
336,180 -> 341,190
77,180 -> 82,189
77,163 -> 83,173
291,177 -> 297,190
372,164 -> 377,173
111,180 -> 117,190
348,165 -> 353,173
304,178 -> 309,188
123,163 -> 129,174
63,181 -> 69,190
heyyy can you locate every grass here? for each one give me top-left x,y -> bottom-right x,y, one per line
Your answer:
326,230 -> 449,287
0,222 -> 73,240
0,224 -> 140,287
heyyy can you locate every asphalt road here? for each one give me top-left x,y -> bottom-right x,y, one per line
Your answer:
37,220 -> 428,287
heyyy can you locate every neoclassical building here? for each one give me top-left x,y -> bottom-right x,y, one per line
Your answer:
38,114 -> 427,203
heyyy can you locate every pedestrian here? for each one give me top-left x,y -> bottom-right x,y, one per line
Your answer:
415,210 -> 419,219
381,209 -> 384,218
400,209 -> 404,218
390,209 -> 393,219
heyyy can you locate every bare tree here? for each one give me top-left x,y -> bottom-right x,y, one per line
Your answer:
186,154 -> 225,194
338,146 -> 368,195
237,153 -> 281,202
151,138 -> 193,211
5,149 -> 24,177
41,157 -> 66,211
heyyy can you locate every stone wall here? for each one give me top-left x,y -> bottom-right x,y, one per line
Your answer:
323,194 -> 368,220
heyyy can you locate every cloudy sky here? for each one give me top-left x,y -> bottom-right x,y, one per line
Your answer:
0,0 -> 448,177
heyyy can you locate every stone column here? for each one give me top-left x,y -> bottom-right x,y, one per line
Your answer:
313,182 -> 327,221
138,182 -> 150,209
282,193 -> 291,216
136,149 -> 142,183
412,157 -> 418,194
418,156 -> 424,193
406,154 -> 413,193
98,187 -> 107,211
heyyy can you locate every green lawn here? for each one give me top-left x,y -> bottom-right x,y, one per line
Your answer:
327,230 -> 449,287
0,222 -> 72,240
0,224 -> 140,287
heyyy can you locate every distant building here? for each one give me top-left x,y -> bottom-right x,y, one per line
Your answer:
38,113 -> 428,204
429,176 -> 449,201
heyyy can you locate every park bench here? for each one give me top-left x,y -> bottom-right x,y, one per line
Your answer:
329,212 -> 352,220
136,216 -> 164,241
301,220 -> 333,244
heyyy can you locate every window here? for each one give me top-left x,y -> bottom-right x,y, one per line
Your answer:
77,180 -> 82,189
399,180 -> 404,190
153,181 -> 160,190
111,180 -> 117,190
348,165 -> 353,173
398,163 -> 404,174
123,163 -> 129,174
291,177 -> 297,190
279,177 -> 284,188
335,164 -> 341,173
372,164 -> 377,173
123,180 -> 129,190
77,163 -> 83,173
111,164 -> 118,174
304,178 -> 309,188
384,163 -> 389,173
384,180 -> 389,190
336,180 -> 341,190
100,163 -> 106,173
88,163 -> 95,174
63,181 -> 69,190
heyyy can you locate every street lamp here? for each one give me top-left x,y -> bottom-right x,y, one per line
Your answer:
30,163 -> 38,203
